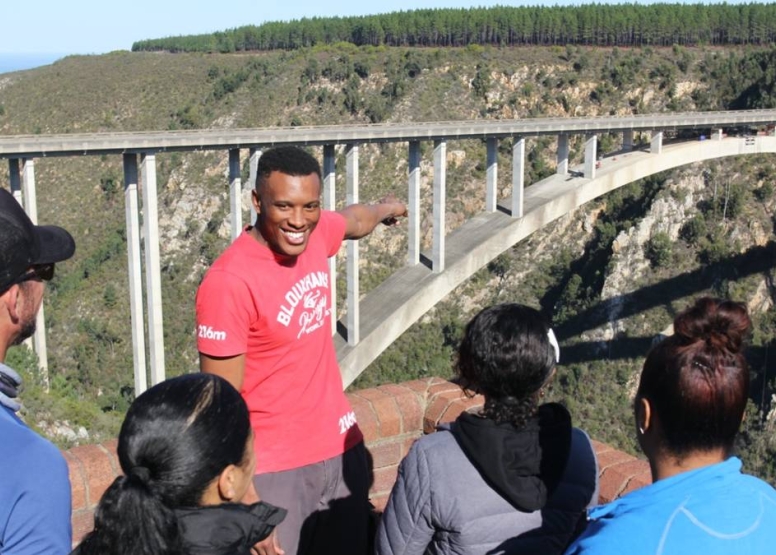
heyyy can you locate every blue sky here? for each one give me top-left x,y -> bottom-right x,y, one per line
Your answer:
1,0 -> 765,55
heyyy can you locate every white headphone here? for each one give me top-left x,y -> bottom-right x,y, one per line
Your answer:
548,328 -> 560,364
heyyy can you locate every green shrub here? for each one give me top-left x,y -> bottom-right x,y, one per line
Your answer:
754,182 -> 773,202
680,214 -> 707,244
644,232 -> 673,268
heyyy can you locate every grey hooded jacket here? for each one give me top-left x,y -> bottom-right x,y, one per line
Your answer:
375,404 -> 599,555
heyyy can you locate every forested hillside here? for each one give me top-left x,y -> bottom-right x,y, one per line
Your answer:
132,3 -> 776,52
1,35 -> 775,482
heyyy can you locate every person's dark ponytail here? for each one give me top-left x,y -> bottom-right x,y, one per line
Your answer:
74,475 -> 182,555
71,374 -> 251,555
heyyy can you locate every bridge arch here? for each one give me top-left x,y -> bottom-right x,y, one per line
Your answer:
336,134 -> 776,386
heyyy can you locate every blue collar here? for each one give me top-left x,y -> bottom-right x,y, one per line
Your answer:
590,458 -> 743,519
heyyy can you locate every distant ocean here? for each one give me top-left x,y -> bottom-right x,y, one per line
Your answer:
0,53 -> 67,75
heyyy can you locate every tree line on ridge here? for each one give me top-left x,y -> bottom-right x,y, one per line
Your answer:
131,4 -> 776,54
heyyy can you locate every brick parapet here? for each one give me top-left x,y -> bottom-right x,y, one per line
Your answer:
62,377 -> 651,544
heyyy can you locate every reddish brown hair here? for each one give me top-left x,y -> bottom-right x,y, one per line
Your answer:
637,297 -> 751,456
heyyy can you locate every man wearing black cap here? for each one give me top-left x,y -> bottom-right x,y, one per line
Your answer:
0,188 -> 75,555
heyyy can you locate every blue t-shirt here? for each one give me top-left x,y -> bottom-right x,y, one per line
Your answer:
566,457 -> 776,555
0,404 -> 72,555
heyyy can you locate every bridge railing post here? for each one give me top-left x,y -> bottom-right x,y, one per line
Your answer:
584,134 -> 598,179
139,153 -> 165,386
408,141 -> 421,266
486,137 -> 498,212
323,144 -> 338,335
557,133 -> 569,176
433,140 -> 447,272
511,137 -> 525,218
229,149 -> 242,241
122,154 -> 148,396
346,144 -> 360,345
650,131 -> 663,154
20,158 -> 49,389
248,148 -> 261,225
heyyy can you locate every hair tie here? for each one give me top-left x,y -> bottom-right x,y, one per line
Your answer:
129,466 -> 151,483
547,328 -> 560,363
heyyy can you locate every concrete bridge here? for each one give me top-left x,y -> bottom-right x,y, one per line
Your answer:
2,109 -> 775,392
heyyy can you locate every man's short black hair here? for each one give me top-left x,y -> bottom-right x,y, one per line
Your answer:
255,146 -> 322,191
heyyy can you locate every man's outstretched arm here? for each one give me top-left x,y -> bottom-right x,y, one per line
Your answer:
338,195 -> 407,240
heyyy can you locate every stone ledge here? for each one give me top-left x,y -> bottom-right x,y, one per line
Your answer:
63,377 -> 651,544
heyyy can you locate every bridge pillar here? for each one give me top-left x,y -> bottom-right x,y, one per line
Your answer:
122,154 -> 148,396
323,145 -> 337,335
346,144 -> 360,345
650,131 -> 663,154
139,153 -> 165,386
623,129 -> 634,151
486,137 -> 498,212
584,134 -> 597,179
712,129 -> 724,141
433,140 -> 447,272
229,149 -> 242,241
248,148 -> 261,225
511,137 -> 525,218
408,141 -> 421,266
20,158 -> 49,388
557,134 -> 569,176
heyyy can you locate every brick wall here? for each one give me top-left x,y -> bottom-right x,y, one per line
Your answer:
64,377 -> 651,544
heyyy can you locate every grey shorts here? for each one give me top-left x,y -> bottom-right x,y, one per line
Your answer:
253,442 -> 371,555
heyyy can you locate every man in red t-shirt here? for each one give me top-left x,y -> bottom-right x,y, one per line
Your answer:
196,146 -> 406,555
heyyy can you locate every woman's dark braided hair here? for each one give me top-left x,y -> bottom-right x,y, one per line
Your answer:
73,373 -> 251,555
456,303 -> 557,429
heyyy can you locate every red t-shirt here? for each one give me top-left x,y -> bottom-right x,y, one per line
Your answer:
195,211 -> 363,473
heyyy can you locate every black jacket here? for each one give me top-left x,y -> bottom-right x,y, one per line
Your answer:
176,501 -> 286,555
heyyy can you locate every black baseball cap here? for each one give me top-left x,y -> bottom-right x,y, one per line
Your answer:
0,188 -> 76,292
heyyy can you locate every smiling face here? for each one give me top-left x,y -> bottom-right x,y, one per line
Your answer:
252,170 -> 322,259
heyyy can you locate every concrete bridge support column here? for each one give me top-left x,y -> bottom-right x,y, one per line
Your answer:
712,129 -> 724,141
511,137 -> 525,218
557,134 -> 569,176
584,134 -> 598,180
346,144 -> 360,345
486,137 -> 498,212
122,154 -> 148,395
650,131 -> 663,154
623,129 -> 634,151
229,149 -> 242,241
140,153 -> 165,385
248,148 -> 261,225
408,141 -> 421,266
21,158 -> 49,387
323,145 -> 337,335
433,140 -> 447,272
